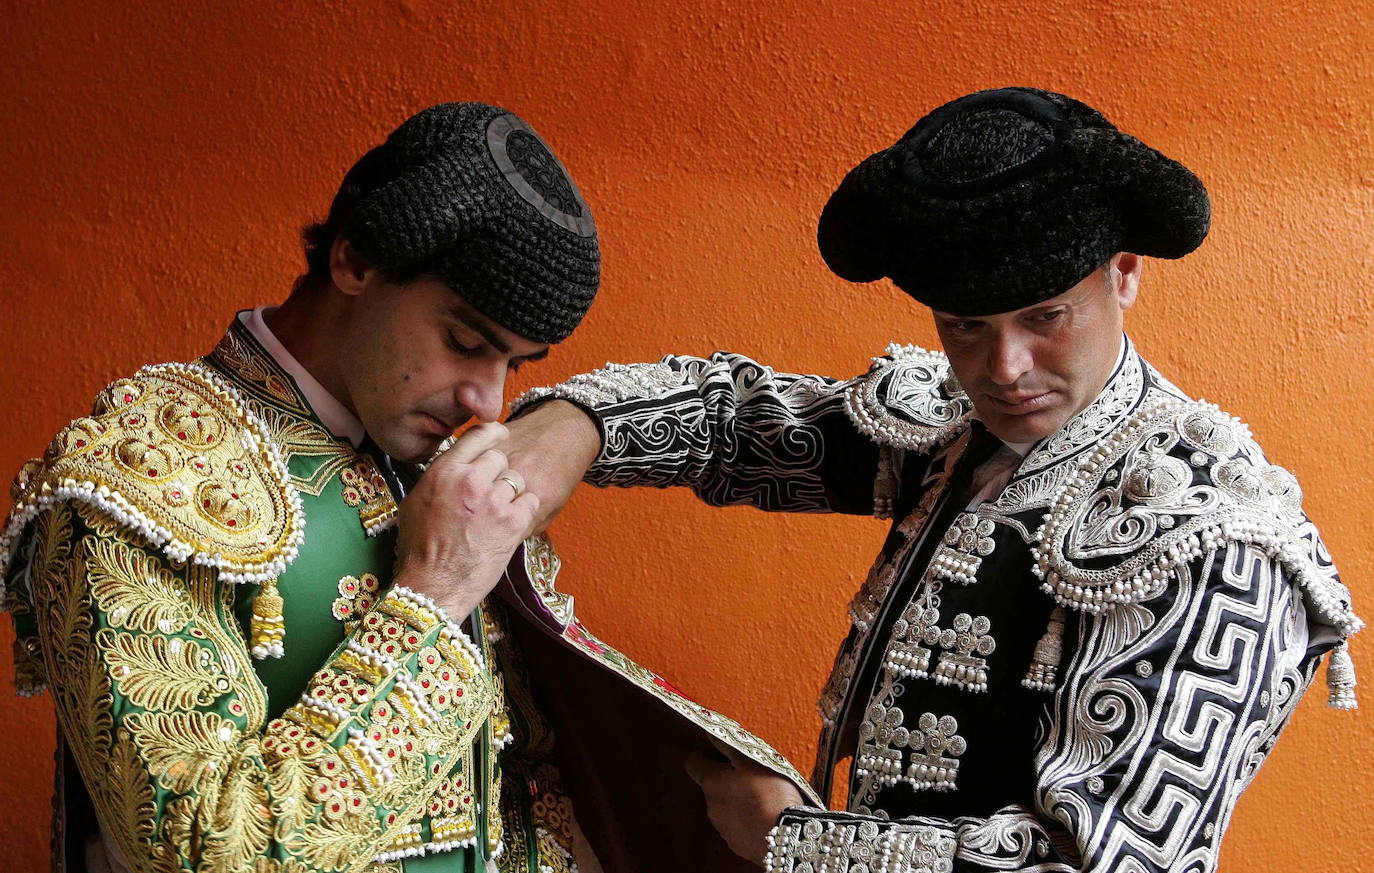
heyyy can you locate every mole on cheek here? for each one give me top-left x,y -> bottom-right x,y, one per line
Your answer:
402,373 -> 411,382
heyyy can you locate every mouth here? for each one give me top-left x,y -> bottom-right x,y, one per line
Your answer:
417,412 -> 456,437
983,391 -> 1055,415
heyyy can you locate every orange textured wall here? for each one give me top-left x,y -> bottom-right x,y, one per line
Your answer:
1,2 -> 1370,869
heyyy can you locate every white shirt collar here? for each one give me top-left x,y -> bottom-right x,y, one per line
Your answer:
240,306 -> 366,449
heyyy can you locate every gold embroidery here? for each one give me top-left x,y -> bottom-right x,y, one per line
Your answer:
19,448 -> 497,869
208,325 -> 312,418
204,759 -> 272,871
99,630 -> 231,711
339,456 -> 398,535
284,805 -> 381,870
256,408 -> 356,498
1,363 -> 305,586
127,710 -> 238,794
105,731 -> 160,869
87,535 -> 192,634
333,573 -> 381,630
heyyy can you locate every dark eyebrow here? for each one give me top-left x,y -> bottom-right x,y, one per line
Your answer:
451,308 -> 550,362
453,311 -> 511,354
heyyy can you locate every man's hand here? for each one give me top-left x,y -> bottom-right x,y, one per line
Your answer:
503,400 -> 601,532
393,422 -> 540,618
685,741 -> 806,867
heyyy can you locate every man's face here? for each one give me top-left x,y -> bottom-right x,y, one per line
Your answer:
335,274 -> 549,463
932,255 -> 1139,445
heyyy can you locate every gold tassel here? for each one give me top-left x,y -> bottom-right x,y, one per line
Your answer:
251,577 -> 286,660
1022,606 -> 1066,692
1327,640 -> 1357,710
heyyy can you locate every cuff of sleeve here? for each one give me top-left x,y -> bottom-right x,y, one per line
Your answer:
765,808 -> 956,873
510,360 -> 692,484
510,360 -> 686,415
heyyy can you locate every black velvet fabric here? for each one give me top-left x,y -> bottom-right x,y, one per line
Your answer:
337,102 -> 600,344
818,87 -> 1211,316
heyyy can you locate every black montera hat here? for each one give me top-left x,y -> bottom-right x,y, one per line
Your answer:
335,102 -> 599,344
817,87 -> 1210,316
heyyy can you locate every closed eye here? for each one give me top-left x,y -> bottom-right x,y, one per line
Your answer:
447,332 -> 483,356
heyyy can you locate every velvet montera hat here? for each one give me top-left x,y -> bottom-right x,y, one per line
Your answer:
817,87 -> 1210,316
335,102 -> 600,344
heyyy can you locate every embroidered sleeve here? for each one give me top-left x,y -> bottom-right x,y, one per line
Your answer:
512,353 -> 883,515
769,541 -> 1323,873
24,500 -> 494,873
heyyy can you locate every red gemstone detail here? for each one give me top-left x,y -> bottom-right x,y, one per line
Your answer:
226,520 -> 237,527
123,393 -> 133,403
147,469 -> 158,476
75,440 -> 86,448
202,499 -> 211,508
190,411 -> 200,418
177,432 -> 187,440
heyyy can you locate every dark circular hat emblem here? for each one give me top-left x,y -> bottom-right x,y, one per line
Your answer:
487,114 -> 596,237
899,89 -> 1073,197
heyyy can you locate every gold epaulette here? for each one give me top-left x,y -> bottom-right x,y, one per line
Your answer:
1,361 -> 304,589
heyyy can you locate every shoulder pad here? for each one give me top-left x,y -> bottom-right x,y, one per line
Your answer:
1,362 -> 303,587
844,343 -> 973,452
1033,398 -> 1360,636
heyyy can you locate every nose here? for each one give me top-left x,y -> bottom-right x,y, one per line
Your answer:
986,329 -> 1034,386
455,362 -> 508,423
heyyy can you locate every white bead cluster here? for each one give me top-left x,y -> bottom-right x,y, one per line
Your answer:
930,545 -> 982,585
392,673 -> 442,728
855,747 -> 902,782
933,656 -> 989,693
346,726 -> 394,785
885,643 -> 932,680
511,360 -> 686,416
1031,400 -> 1205,614
764,814 -> 954,873
843,345 -> 971,453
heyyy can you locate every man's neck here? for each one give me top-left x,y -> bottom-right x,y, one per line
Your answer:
264,288 -> 354,414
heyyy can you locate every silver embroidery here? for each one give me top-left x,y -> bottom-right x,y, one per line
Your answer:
933,613 -> 995,692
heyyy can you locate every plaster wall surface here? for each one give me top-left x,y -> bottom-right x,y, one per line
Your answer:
0,1 -> 1369,869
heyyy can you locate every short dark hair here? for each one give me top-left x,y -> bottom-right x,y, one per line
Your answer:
292,148 -> 435,295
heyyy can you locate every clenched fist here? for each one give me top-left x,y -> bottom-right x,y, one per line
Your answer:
393,422 -> 541,619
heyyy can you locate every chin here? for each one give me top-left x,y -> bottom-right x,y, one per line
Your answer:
985,411 -> 1064,445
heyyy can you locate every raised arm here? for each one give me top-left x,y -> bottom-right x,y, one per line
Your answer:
508,352 -> 887,521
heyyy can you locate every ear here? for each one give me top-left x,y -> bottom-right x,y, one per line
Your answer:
1110,252 -> 1142,311
329,236 -> 377,298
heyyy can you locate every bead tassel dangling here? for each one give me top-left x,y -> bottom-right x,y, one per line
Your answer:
1327,640 -> 1357,710
1022,606 -> 1066,692
251,576 -> 286,659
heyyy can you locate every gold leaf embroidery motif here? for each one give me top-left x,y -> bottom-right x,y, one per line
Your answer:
100,630 -> 231,711
87,534 -> 192,634
205,755 -> 273,871
127,709 -> 238,795
284,805 -> 381,871
103,730 -> 160,869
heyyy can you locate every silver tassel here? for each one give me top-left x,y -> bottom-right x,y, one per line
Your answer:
1327,640 -> 1358,710
874,445 -> 897,520
1022,606 -> 1066,692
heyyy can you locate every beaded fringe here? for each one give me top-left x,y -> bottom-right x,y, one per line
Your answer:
1327,640 -> 1358,710
1022,607 -> 1066,692
250,576 -> 286,659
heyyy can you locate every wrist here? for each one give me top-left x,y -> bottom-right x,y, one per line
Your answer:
392,564 -> 485,621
